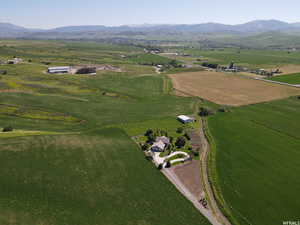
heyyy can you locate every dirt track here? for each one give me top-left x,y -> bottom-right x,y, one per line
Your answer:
169,71 -> 300,106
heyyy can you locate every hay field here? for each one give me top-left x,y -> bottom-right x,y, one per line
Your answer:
169,71 -> 300,106
208,97 -> 300,225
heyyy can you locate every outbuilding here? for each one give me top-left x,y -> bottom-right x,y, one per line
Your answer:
177,115 -> 195,124
48,66 -> 70,74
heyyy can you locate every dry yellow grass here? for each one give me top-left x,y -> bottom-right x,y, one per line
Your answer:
169,71 -> 300,106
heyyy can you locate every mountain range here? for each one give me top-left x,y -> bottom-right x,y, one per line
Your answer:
2,20 -> 300,35
1,20 -> 300,48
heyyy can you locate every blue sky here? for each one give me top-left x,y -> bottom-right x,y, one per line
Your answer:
1,0 -> 300,28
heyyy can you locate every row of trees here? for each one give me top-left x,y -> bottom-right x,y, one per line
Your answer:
202,62 -> 218,69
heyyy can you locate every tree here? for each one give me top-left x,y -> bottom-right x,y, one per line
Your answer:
141,143 -> 150,151
147,133 -> 156,144
176,127 -> 184,134
165,161 -> 171,168
145,129 -> 153,137
76,67 -> 96,74
2,126 -> 13,132
0,70 -> 7,75
184,132 -> 191,140
157,164 -> 163,170
175,137 -> 186,148
199,107 -> 215,117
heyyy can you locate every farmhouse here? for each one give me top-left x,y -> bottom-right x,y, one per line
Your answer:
177,115 -> 195,124
48,66 -> 70,74
150,136 -> 170,152
7,58 -> 23,64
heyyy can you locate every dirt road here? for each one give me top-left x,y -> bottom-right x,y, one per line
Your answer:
199,119 -> 231,225
162,168 -> 222,225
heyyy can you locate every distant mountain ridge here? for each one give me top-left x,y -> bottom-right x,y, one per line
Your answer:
1,19 -> 300,35
2,20 -> 300,49
43,20 -> 299,34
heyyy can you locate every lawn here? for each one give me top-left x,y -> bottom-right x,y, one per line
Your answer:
268,73 -> 300,84
207,97 -> 300,225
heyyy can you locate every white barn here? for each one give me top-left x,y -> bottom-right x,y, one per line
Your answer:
48,66 -> 70,74
177,115 -> 195,124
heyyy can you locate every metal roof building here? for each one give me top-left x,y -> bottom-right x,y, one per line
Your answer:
48,66 -> 70,74
177,115 -> 195,124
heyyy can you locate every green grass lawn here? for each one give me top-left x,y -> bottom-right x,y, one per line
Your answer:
207,97 -> 300,225
268,73 -> 300,84
0,128 -> 210,225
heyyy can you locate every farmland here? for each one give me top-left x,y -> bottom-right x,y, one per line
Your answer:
0,128 -> 211,225
2,38 -> 300,225
183,48 -> 300,69
269,72 -> 300,84
169,71 -> 300,106
0,40 -> 211,225
207,97 -> 300,225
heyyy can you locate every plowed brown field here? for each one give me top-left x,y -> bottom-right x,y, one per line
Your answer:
169,71 -> 300,106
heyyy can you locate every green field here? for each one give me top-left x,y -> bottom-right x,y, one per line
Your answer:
269,73 -> 300,84
0,128 -> 210,225
0,40 -> 210,225
207,97 -> 300,225
183,48 -> 300,68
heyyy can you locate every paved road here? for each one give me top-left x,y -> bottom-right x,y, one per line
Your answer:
199,119 -> 232,225
162,168 -> 222,225
254,78 -> 300,88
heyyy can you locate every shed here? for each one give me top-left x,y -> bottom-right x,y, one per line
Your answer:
177,115 -> 195,124
48,66 -> 70,74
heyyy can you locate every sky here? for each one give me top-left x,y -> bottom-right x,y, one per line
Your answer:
1,0 -> 300,29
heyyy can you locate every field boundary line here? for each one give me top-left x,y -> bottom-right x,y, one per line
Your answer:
199,118 -> 233,225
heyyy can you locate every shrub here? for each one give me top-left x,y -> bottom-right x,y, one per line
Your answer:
2,126 -> 13,132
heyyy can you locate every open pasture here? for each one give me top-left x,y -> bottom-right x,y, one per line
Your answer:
169,71 -> 300,106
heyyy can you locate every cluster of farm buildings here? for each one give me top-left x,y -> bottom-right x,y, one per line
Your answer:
203,61 -> 282,76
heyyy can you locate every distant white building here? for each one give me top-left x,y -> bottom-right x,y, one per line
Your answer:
177,115 -> 195,124
7,58 -> 23,64
48,66 -> 70,74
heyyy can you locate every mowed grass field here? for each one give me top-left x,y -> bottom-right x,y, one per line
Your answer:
169,71 -> 300,106
0,128 -> 210,225
0,40 -> 211,225
207,97 -> 300,225
269,73 -> 300,84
